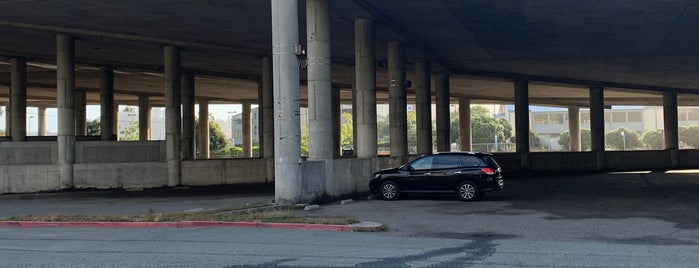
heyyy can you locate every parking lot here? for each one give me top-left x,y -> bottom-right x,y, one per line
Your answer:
298,171 -> 699,245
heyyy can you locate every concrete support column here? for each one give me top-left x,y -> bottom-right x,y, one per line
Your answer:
113,102 -> 119,140
99,67 -> 114,140
57,34 -> 75,188
38,107 -> 46,136
261,57 -> 274,182
181,73 -> 195,160
415,59 -> 432,155
272,0 -> 303,203
459,98 -> 471,151
307,0 -> 333,160
351,68 -> 358,154
198,99 -> 209,159
74,91 -> 86,135
388,41 -> 407,158
589,86 -> 605,170
4,104 -> 9,137
138,95 -> 150,141
568,107 -> 581,151
164,45 -> 182,186
514,81 -> 530,170
434,73 -> 450,152
663,92 -> 679,167
10,57 -> 27,141
355,18 -> 377,158
242,102 -> 253,158
332,87 -> 341,157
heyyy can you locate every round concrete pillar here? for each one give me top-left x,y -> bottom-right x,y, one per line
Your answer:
388,41 -> 407,158
164,45 -> 182,186
354,18 -> 377,158
414,59 -> 432,155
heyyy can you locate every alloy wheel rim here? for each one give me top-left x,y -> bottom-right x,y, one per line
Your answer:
460,184 -> 475,199
382,184 -> 396,199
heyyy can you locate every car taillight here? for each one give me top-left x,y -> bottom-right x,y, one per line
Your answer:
481,168 -> 495,175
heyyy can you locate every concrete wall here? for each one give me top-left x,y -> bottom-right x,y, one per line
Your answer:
0,141 -> 56,164
606,150 -> 670,171
76,141 -> 166,163
181,158 -> 269,186
74,162 -> 168,189
0,164 -> 60,194
530,152 -> 597,172
679,150 -> 699,168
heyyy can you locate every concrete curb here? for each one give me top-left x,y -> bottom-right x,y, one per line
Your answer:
0,221 -> 384,232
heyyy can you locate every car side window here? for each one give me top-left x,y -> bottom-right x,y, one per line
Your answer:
460,155 -> 487,167
434,155 -> 461,169
410,156 -> 434,170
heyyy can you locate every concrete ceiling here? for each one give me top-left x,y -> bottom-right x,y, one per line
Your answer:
1,0 -> 699,108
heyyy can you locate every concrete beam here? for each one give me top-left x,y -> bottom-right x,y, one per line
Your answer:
181,73 -> 195,160
138,95 -> 150,141
198,99 -> 209,159
74,90 -> 86,135
589,87 -> 605,170
663,92 -> 679,167
459,98 -> 471,151
514,80 -> 529,170
242,102 -> 252,158
568,107 -> 581,151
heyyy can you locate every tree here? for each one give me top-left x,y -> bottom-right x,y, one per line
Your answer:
641,129 -> 663,150
605,127 -> 642,150
558,128 -> 592,151
194,114 -> 229,155
87,119 -> 100,136
340,112 -> 353,149
301,125 -> 309,156
529,129 -> 541,149
120,121 -> 139,140
680,126 -> 699,148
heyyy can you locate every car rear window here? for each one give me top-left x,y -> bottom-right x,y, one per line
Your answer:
482,155 -> 500,168
460,155 -> 488,167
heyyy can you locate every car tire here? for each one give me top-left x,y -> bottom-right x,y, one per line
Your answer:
457,181 -> 480,201
380,181 -> 400,200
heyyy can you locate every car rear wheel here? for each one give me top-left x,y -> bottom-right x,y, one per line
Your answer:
380,181 -> 399,200
457,181 -> 480,201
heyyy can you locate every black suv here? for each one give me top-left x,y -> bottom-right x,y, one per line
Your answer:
369,152 -> 503,201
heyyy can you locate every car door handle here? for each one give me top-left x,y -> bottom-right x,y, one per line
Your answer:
453,171 -> 462,174
424,173 -> 431,175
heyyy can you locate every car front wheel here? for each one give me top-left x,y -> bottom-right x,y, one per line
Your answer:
380,181 -> 399,200
457,181 -> 480,201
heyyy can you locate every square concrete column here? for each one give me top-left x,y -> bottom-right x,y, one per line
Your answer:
589,86 -> 605,170
272,0 -> 303,203
514,80 -> 530,170
459,98 -> 471,151
57,34 -> 75,188
354,18 -> 377,158
242,102 -> 253,158
100,67 -> 115,140
164,45 -> 182,186
138,95 -> 150,141
260,57 -> 274,182
568,107 -> 581,151
332,87 -> 341,158
181,73 -> 195,160
663,92 -> 679,167
75,90 -> 87,135
198,99 -> 209,159
434,73 -> 450,152
38,107 -> 47,136
388,41 -> 407,158
11,57 -> 27,141
113,102 -> 119,140
307,0 -> 333,161
415,59 -> 432,155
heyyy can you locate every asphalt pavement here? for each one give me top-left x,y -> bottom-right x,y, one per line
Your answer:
1,171 -> 698,267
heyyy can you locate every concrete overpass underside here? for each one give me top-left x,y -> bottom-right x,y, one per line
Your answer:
1,0 -> 699,202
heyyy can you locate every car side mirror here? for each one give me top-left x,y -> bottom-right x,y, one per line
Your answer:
407,165 -> 414,172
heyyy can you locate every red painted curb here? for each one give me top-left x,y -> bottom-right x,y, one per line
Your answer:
0,221 -> 376,232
